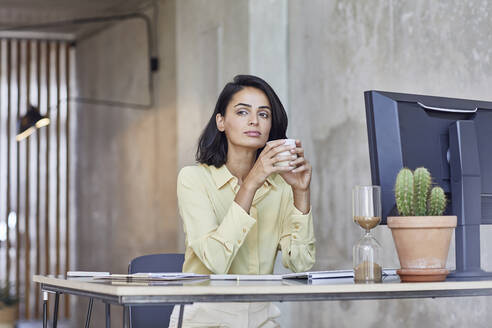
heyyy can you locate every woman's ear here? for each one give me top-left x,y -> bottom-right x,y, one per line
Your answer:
216,113 -> 225,132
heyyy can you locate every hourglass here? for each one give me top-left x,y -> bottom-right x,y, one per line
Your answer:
352,185 -> 382,283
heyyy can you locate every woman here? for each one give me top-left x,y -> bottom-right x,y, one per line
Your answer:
169,75 -> 315,327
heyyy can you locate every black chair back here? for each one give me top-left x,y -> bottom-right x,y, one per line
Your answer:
128,253 -> 185,328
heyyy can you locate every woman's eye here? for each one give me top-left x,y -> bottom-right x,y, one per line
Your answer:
259,112 -> 270,119
236,110 -> 248,115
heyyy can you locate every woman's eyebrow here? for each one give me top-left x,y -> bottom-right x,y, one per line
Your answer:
234,103 -> 252,108
233,103 -> 271,111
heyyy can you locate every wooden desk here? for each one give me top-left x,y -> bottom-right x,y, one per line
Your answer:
34,275 -> 492,328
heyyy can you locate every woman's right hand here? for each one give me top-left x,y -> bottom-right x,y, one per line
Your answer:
244,139 -> 297,191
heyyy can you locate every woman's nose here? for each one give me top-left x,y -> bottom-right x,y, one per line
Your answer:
249,115 -> 259,125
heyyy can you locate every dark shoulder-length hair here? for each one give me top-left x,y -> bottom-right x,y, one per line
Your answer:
196,74 -> 288,167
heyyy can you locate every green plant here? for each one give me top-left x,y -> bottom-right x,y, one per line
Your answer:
395,167 -> 446,216
0,282 -> 18,308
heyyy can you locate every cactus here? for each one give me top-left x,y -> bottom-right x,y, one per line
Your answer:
394,167 -> 447,216
428,187 -> 446,216
395,168 -> 414,216
413,167 -> 431,216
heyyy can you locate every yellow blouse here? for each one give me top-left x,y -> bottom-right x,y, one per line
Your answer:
177,164 -> 316,274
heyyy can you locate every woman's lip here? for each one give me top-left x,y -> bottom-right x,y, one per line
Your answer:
244,131 -> 261,137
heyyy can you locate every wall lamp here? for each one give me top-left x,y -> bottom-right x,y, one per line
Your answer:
16,105 -> 50,142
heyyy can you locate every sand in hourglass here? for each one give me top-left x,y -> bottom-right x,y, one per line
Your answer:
354,261 -> 382,282
353,216 -> 381,230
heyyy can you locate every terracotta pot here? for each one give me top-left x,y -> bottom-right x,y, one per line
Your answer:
387,216 -> 457,271
0,305 -> 17,328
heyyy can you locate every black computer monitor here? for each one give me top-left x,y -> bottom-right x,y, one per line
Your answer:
364,90 -> 492,279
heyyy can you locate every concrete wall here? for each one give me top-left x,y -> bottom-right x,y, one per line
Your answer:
74,0 -> 177,326
175,0 -> 250,248
284,0 -> 492,327
70,0 -> 492,326
176,0 -> 249,170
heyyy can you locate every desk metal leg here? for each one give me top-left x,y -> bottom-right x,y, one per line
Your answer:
177,304 -> 185,328
53,292 -> 60,328
43,291 -> 48,328
105,303 -> 111,328
122,306 -> 127,328
85,298 -> 94,328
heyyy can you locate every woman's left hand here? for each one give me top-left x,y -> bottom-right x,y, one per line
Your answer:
279,140 -> 312,191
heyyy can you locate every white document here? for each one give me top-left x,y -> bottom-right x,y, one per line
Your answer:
282,269 -> 398,280
210,274 -> 283,281
94,272 -> 209,281
282,270 -> 354,280
67,271 -> 110,277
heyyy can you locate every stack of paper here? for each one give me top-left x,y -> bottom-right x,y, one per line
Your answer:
210,269 -> 397,281
282,270 -> 353,280
93,272 -> 209,281
210,274 -> 282,281
282,269 -> 397,280
67,269 -> 398,282
67,271 -> 110,277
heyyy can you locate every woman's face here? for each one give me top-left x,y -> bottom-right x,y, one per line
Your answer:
216,87 -> 272,151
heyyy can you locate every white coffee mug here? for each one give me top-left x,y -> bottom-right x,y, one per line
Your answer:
274,139 -> 297,167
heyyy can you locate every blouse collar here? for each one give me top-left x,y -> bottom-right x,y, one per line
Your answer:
208,164 -> 278,190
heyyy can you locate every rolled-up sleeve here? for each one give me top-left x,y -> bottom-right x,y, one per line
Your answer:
178,167 -> 256,274
279,187 -> 316,272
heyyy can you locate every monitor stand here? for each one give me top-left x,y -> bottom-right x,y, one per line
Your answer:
447,121 -> 492,280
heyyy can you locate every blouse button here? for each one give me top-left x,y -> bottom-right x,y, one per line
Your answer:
292,235 -> 297,240
243,228 -> 247,233
237,239 -> 241,245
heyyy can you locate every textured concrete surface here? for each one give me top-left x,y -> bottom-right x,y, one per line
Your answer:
283,0 -> 492,326
0,0 -> 151,37
74,1 -> 177,326
175,0 -> 252,248
176,0 -> 250,170
69,0 -> 492,327
249,0 -> 289,113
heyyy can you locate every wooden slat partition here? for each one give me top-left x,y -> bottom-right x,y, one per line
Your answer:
64,43 -> 71,319
25,39 -> 31,319
34,39 -> 41,319
43,41 -> 52,320
15,39 -> 21,304
0,38 -> 72,320
6,39 -> 12,287
55,41 -> 60,278
44,41 -> 51,281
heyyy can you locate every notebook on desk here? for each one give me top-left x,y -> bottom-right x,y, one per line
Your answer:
282,269 -> 398,280
282,270 -> 353,279
210,274 -> 282,281
93,272 -> 209,281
